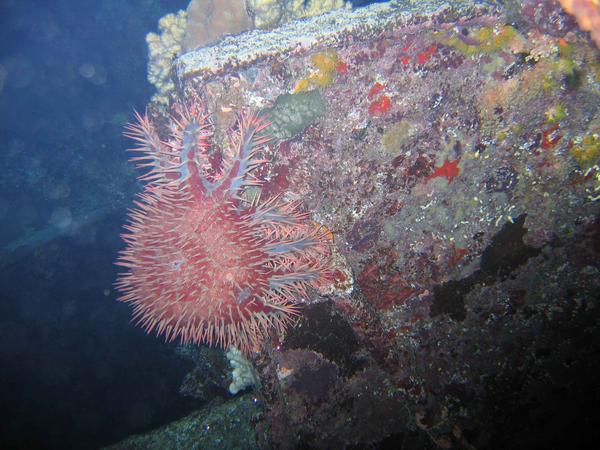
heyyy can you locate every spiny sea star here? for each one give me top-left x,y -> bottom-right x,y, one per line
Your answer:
115,95 -> 332,354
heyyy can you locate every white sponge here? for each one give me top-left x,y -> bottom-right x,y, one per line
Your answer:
226,347 -> 259,395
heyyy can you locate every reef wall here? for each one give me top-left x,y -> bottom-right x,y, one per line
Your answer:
118,1 -> 600,448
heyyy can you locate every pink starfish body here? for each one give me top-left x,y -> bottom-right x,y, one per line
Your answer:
116,98 -> 332,354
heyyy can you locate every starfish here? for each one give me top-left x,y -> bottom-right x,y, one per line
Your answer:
115,96 -> 332,354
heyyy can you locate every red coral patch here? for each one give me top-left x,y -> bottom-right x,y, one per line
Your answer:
368,95 -> 392,116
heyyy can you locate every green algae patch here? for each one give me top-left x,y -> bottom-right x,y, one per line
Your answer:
571,134 -> 600,170
263,90 -> 326,140
433,25 -> 523,57
545,104 -> 567,124
381,121 -> 417,155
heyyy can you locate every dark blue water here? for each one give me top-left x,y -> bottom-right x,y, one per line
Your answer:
0,1 -> 196,448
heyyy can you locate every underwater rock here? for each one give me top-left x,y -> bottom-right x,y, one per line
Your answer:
119,0 -> 600,448
103,393 -> 261,450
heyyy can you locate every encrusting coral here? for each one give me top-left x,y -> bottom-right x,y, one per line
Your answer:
182,0 -> 253,52
145,0 -> 351,102
145,10 -> 187,104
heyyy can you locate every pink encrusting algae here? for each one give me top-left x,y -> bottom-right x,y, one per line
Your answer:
115,96 -> 333,354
